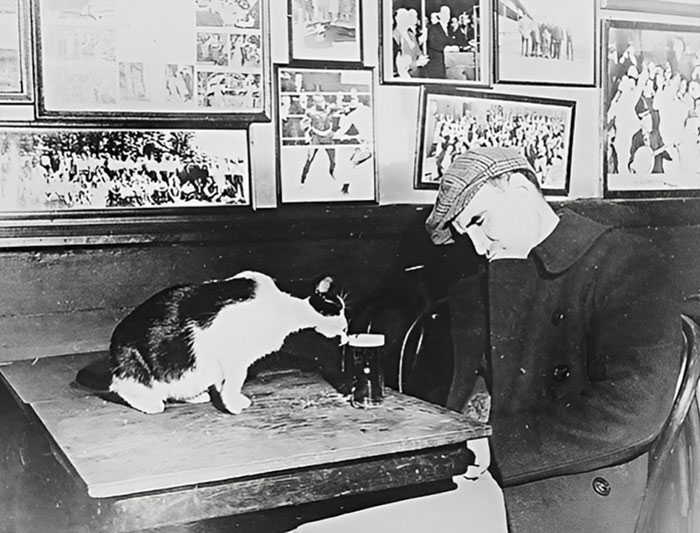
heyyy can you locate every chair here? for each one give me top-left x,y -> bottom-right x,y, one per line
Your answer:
633,313 -> 700,533
396,303 -> 700,531
396,297 -> 452,405
349,287 -> 452,405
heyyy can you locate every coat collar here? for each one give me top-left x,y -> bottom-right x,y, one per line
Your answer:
532,208 -> 611,275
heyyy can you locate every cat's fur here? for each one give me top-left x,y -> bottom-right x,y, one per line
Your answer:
107,270 -> 348,414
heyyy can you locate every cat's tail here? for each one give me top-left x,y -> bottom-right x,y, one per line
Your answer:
75,356 -> 112,391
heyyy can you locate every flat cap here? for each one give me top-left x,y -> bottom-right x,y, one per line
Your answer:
425,147 -> 537,245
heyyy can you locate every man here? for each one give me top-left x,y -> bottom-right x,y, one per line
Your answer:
423,5 -> 456,79
296,147 -> 682,532
425,147 -> 682,531
300,94 -> 337,184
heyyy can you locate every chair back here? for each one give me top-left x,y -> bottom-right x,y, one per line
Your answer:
634,314 -> 700,533
397,297 -> 453,406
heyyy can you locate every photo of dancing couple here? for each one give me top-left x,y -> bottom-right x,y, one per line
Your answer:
415,87 -> 574,195
604,20 -> 700,197
381,0 -> 490,86
277,67 -> 375,204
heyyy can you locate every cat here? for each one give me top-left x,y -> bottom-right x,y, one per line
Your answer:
102,270 -> 348,415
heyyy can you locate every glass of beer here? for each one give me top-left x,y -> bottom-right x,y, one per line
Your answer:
346,333 -> 385,408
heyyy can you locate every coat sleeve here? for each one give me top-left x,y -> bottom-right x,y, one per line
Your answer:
491,234 -> 683,486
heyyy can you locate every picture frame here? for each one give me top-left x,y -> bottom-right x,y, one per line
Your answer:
380,0 -> 492,87
276,66 -> 376,204
600,0 -> 700,17
494,0 -> 596,86
0,0 -> 33,102
415,86 -> 575,195
288,0 -> 363,63
602,20 -> 700,198
32,0 -> 271,124
0,127 -> 251,211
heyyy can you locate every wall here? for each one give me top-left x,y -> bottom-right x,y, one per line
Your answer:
1,4 -> 700,362
251,3 -> 700,206
2,3 -> 699,205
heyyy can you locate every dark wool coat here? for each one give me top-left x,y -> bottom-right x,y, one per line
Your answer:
447,209 -> 683,531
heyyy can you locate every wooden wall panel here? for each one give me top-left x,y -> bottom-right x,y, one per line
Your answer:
1,201 -> 700,362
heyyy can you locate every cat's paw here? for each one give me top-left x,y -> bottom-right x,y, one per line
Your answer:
222,392 -> 252,414
184,391 -> 210,404
129,398 -> 165,414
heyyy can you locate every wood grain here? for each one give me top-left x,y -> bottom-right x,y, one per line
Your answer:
0,353 -> 490,501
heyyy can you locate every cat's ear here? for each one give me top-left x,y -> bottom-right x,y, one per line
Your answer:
314,275 -> 334,296
310,275 -> 343,316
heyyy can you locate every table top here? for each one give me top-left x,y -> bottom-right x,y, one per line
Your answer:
0,351 -> 490,532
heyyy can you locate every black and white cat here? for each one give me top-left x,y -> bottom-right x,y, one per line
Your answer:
104,270 -> 348,414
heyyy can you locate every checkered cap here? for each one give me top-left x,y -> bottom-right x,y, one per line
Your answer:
425,147 -> 537,245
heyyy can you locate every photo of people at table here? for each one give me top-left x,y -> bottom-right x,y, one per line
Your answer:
605,25 -> 700,191
387,0 -> 482,82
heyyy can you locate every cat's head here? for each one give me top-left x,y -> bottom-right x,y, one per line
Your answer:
309,275 -> 349,345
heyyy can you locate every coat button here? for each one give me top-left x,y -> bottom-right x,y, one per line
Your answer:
592,477 -> 611,496
551,309 -> 565,325
553,365 -> 571,381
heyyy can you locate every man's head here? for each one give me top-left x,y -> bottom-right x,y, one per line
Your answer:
312,94 -> 327,109
439,6 -> 451,25
425,147 -> 556,261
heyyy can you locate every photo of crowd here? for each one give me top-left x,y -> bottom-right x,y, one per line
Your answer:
495,0 -> 594,85
383,0 -> 485,84
0,130 -> 250,211
418,90 -> 573,192
605,22 -> 700,193
277,67 -> 375,203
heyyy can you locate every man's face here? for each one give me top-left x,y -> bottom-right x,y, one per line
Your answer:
439,6 -> 451,24
450,174 -> 542,261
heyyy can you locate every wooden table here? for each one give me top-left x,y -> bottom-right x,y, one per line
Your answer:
0,352 -> 490,533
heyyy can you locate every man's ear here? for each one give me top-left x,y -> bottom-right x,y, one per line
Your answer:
508,171 -> 536,196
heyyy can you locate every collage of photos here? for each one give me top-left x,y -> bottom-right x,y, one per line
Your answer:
417,88 -> 574,194
604,20 -> 700,195
277,67 -> 375,203
196,0 -> 264,110
0,129 -> 250,211
36,0 -> 265,117
0,0 -> 23,95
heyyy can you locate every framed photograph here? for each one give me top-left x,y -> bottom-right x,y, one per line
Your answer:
601,0 -> 700,17
380,0 -> 491,86
0,128 -> 251,211
276,66 -> 376,204
415,87 -> 575,195
603,20 -> 700,198
494,0 -> 596,86
33,0 -> 271,123
0,0 -> 32,102
288,0 -> 363,63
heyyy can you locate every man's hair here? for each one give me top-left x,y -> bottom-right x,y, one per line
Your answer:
489,170 -> 542,194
